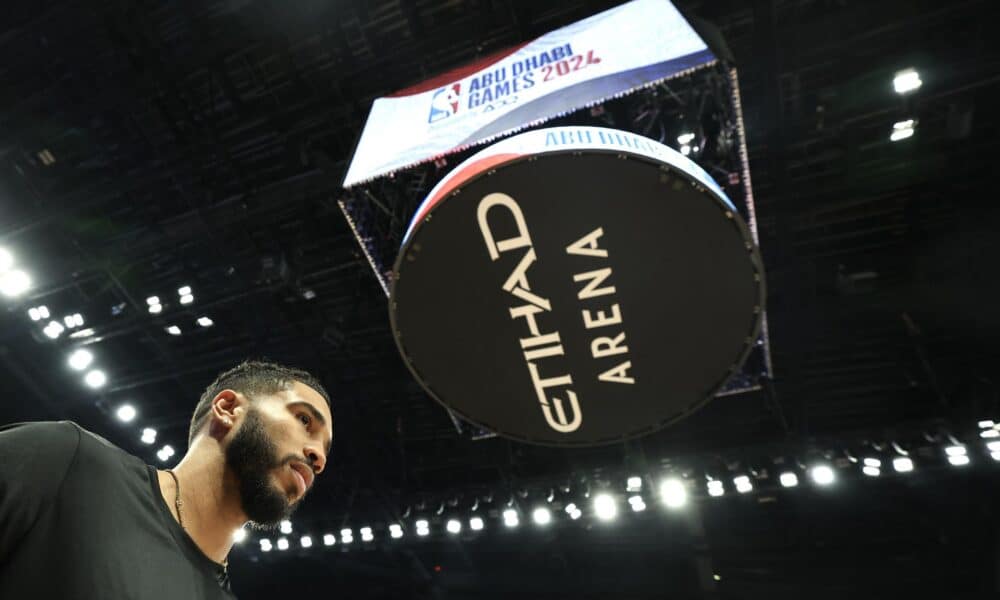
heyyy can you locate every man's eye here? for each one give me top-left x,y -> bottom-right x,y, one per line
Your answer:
298,414 -> 311,427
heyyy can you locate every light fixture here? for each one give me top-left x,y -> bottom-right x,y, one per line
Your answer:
680,144 -> 692,156
28,306 -> 47,321
892,457 -> 914,473
863,458 -> 881,468
446,519 -> 461,534
893,68 -> 922,94
44,320 -> 65,339
276,538 -> 289,551
300,535 -> 312,548
148,304 -> 163,314
340,528 -> 354,544
233,529 -> 247,543
469,517 -> 484,531
116,404 -> 137,423
389,524 -> 404,539
707,480 -> 724,497
323,534 -> 336,546
660,479 -> 687,508
196,316 -> 213,328
360,527 -> 374,542
279,520 -> 292,534
84,369 -> 107,389
628,495 -> 647,512
988,441 -> 1000,453
626,476 -> 642,492
890,119 -> 916,142
532,507 -> 552,525
63,314 -> 83,328
502,509 -> 519,528
593,494 -> 617,521
810,465 -> 835,485
946,445 -> 969,466
0,247 -> 12,272
177,286 -> 192,296
0,269 -> 31,297
260,539 -> 273,552
978,420 -> 996,429
733,475 -> 753,494
862,466 -> 881,477
157,445 -> 175,462
146,296 -> 160,306
180,294 -> 194,305
416,521 -> 430,537
779,472 -> 799,488
165,325 -> 181,336
992,451 -> 1000,462
141,428 -> 157,444
677,132 -> 695,145
68,349 -> 94,371
981,429 -> 999,439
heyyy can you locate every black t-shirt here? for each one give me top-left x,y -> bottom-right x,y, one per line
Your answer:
0,421 -> 236,599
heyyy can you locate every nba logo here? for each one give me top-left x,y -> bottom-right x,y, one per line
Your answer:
428,83 -> 461,123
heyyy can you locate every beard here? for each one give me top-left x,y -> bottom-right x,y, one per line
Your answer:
225,407 -> 301,531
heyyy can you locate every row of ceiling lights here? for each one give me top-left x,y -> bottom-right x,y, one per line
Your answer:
241,419 -> 995,554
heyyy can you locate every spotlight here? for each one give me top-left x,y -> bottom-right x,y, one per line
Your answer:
280,520 -> 292,534
677,132 -> 695,145
978,420 -> 996,429
300,535 -> 312,548
628,495 -> 646,512
156,445 -> 175,462
260,539 -> 272,552
733,475 -> 753,494
323,534 -> 335,546
180,294 -> 194,305
779,472 -> 799,488
502,509 -> 519,528
707,480 -> 725,497
146,296 -> 160,306
233,529 -> 247,543
141,428 -> 157,444
0,247 -> 12,272
276,538 -> 289,551
593,494 -> 617,521
446,519 -> 461,534
810,465 -> 835,486
44,321 -> 65,339
890,119 -> 916,142
340,528 -> 354,544
148,304 -> 162,314
862,466 -> 881,477
116,404 -> 137,423
626,476 -> 642,492
680,144 -> 692,156
389,524 -> 404,539
946,445 -> 969,466
0,269 -> 31,297
892,457 -> 914,473
177,286 -> 192,296
196,316 -> 213,328
68,349 -> 94,371
863,458 -> 881,468
893,68 -> 922,94
28,307 -> 40,321
469,517 -> 484,531
360,527 -> 374,542
165,325 -> 181,336
660,479 -> 687,508
532,507 -> 552,525
981,429 -> 999,439
987,441 -> 1000,453
992,452 -> 1000,462
84,369 -> 107,389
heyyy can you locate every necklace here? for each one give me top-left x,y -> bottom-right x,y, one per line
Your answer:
165,469 -> 228,573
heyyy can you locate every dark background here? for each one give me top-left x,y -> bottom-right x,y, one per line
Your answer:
1,0 -> 998,598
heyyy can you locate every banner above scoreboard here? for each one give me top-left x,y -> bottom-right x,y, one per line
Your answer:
342,0 -> 716,188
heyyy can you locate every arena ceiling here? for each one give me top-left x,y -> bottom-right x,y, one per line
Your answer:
1,0 -> 997,597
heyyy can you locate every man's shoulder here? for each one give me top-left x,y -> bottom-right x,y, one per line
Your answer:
1,420 -> 133,463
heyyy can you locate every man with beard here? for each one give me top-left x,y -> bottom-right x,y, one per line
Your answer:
0,360 -> 333,599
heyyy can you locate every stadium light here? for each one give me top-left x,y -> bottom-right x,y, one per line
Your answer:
733,475 -> 753,494
503,509 -> 519,528
276,538 -> 289,551
340,528 -> 354,544
890,119 -> 916,142
260,539 -> 273,552
389,524 -> 404,539
470,516 -> 484,531
893,68 -> 922,94
779,472 -> 799,488
0,248 -> 12,272
68,349 -> 94,371
593,494 -> 617,521
300,535 -> 312,548
116,404 -> 137,423
446,519 -> 461,534
84,369 -> 107,389
0,269 -> 31,297
707,480 -> 725,497
532,507 -> 552,525
323,534 -> 335,546
141,428 -> 157,444
892,457 -> 914,473
360,527 -> 374,542
810,465 -> 835,486
660,479 -> 687,508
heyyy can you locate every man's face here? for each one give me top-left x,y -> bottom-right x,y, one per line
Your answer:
224,382 -> 332,531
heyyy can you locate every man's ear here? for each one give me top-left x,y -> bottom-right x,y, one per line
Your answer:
210,390 -> 243,433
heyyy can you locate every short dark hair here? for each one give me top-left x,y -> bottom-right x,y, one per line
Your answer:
188,359 -> 332,446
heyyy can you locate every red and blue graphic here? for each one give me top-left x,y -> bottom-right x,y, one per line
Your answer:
428,83 -> 462,123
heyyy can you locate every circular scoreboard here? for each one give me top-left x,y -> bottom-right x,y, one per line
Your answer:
390,126 -> 765,446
